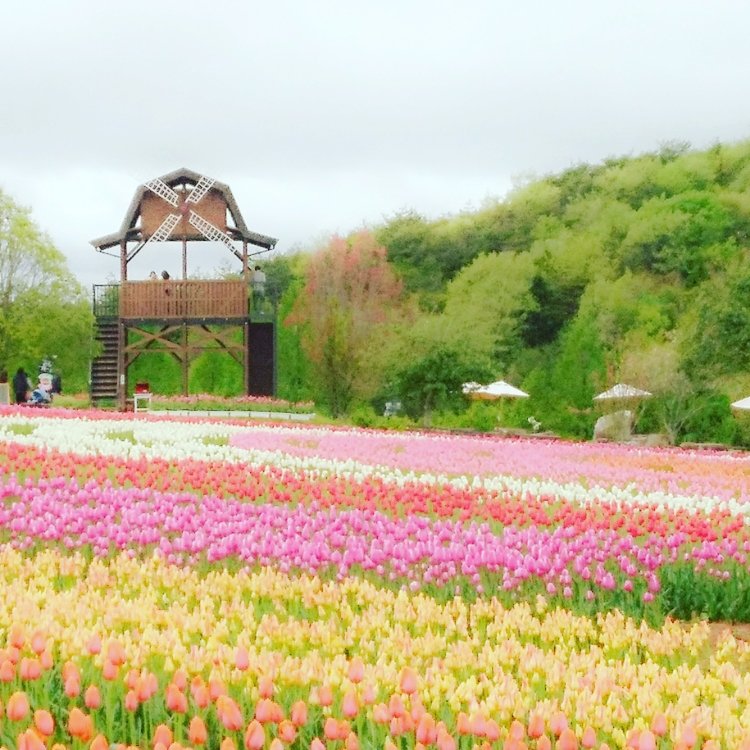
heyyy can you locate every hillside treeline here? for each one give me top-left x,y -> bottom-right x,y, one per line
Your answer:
5,138 -> 750,444
284,138 -> 750,443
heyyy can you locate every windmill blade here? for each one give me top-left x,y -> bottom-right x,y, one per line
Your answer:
144,178 -> 180,207
188,211 -> 238,255
187,175 -> 216,204
127,213 -> 181,260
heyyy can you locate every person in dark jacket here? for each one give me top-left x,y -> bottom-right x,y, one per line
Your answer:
12,368 -> 29,404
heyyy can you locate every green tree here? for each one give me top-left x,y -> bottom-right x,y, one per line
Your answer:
0,189 -> 93,391
287,231 -> 403,416
393,344 -> 493,425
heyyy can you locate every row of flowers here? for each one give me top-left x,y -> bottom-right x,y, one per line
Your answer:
2,411 -> 750,522
149,395 -> 315,414
1,473 -> 749,615
0,548 -> 747,749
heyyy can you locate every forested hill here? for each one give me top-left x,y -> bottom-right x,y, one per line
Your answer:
369,139 -> 750,440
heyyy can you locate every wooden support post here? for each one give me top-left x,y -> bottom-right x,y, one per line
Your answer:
182,323 -> 189,396
244,320 -> 251,396
118,321 -> 127,411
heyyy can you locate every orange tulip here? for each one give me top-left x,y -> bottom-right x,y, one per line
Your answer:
193,684 -> 210,709
651,714 -> 667,737
0,660 -> 15,682
20,659 -> 42,681
217,696 -> 244,732
68,708 -> 94,742
680,725 -> 698,748
91,735 -> 109,750
85,685 -> 102,710
7,692 -> 30,721
485,719 -> 501,742
581,726 -> 597,748
389,694 -> 406,719
557,727 -> 578,750
345,732 -> 359,750
64,674 -> 81,698
62,661 -> 79,682
235,646 -> 249,671
537,736 -> 552,750
456,713 -> 471,736
220,739 -> 237,750
173,670 -> 187,691
324,718 -> 340,741
290,700 -> 308,728
102,660 -> 118,681
165,684 -> 188,714
258,675 -> 274,699
550,712 -> 568,738
125,669 -> 139,690
153,724 -> 173,748
278,720 -> 296,744
317,684 -> 333,707
310,740 -> 325,750
342,691 -> 359,719
107,641 -> 126,667
255,699 -> 275,724
372,703 -> 389,724
30,631 -> 46,655
244,720 -> 265,750
209,678 -> 227,701
188,717 -> 208,746
416,714 -> 437,745
348,658 -> 364,684
436,730 -> 456,750
34,709 -> 54,736
399,667 -> 418,695
18,729 -> 45,750
7,646 -> 20,664
9,625 -> 25,649
125,690 -> 139,712
39,650 -> 53,671
269,740 -> 283,750
87,634 -> 102,655
528,714 -> 546,740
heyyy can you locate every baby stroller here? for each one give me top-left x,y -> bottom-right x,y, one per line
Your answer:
28,387 -> 52,407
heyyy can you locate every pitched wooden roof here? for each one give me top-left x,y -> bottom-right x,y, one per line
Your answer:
90,168 -> 277,251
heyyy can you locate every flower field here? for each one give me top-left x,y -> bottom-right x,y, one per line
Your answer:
1,409 -> 750,749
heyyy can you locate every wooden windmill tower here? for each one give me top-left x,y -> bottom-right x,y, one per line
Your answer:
90,168 -> 277,410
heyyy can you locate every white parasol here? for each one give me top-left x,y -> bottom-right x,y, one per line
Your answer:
731,395 -> 750,411
470,380 -> 529,400
593,383 -> 652,402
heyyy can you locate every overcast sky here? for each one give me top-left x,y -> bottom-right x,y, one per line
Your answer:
1,0 -> 749,288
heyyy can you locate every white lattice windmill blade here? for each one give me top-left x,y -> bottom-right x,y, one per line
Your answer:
188,211 -> 237,253
186,176 -> 215,204
144,177 -> 180,207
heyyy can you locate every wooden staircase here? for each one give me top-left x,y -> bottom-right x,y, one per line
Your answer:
90,318 -> 119,404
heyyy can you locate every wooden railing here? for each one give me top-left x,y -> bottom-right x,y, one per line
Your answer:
117,280 -> 249,319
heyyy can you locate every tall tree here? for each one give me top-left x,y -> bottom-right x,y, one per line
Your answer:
287,231 -> 403,416
0,189 -> 92,390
